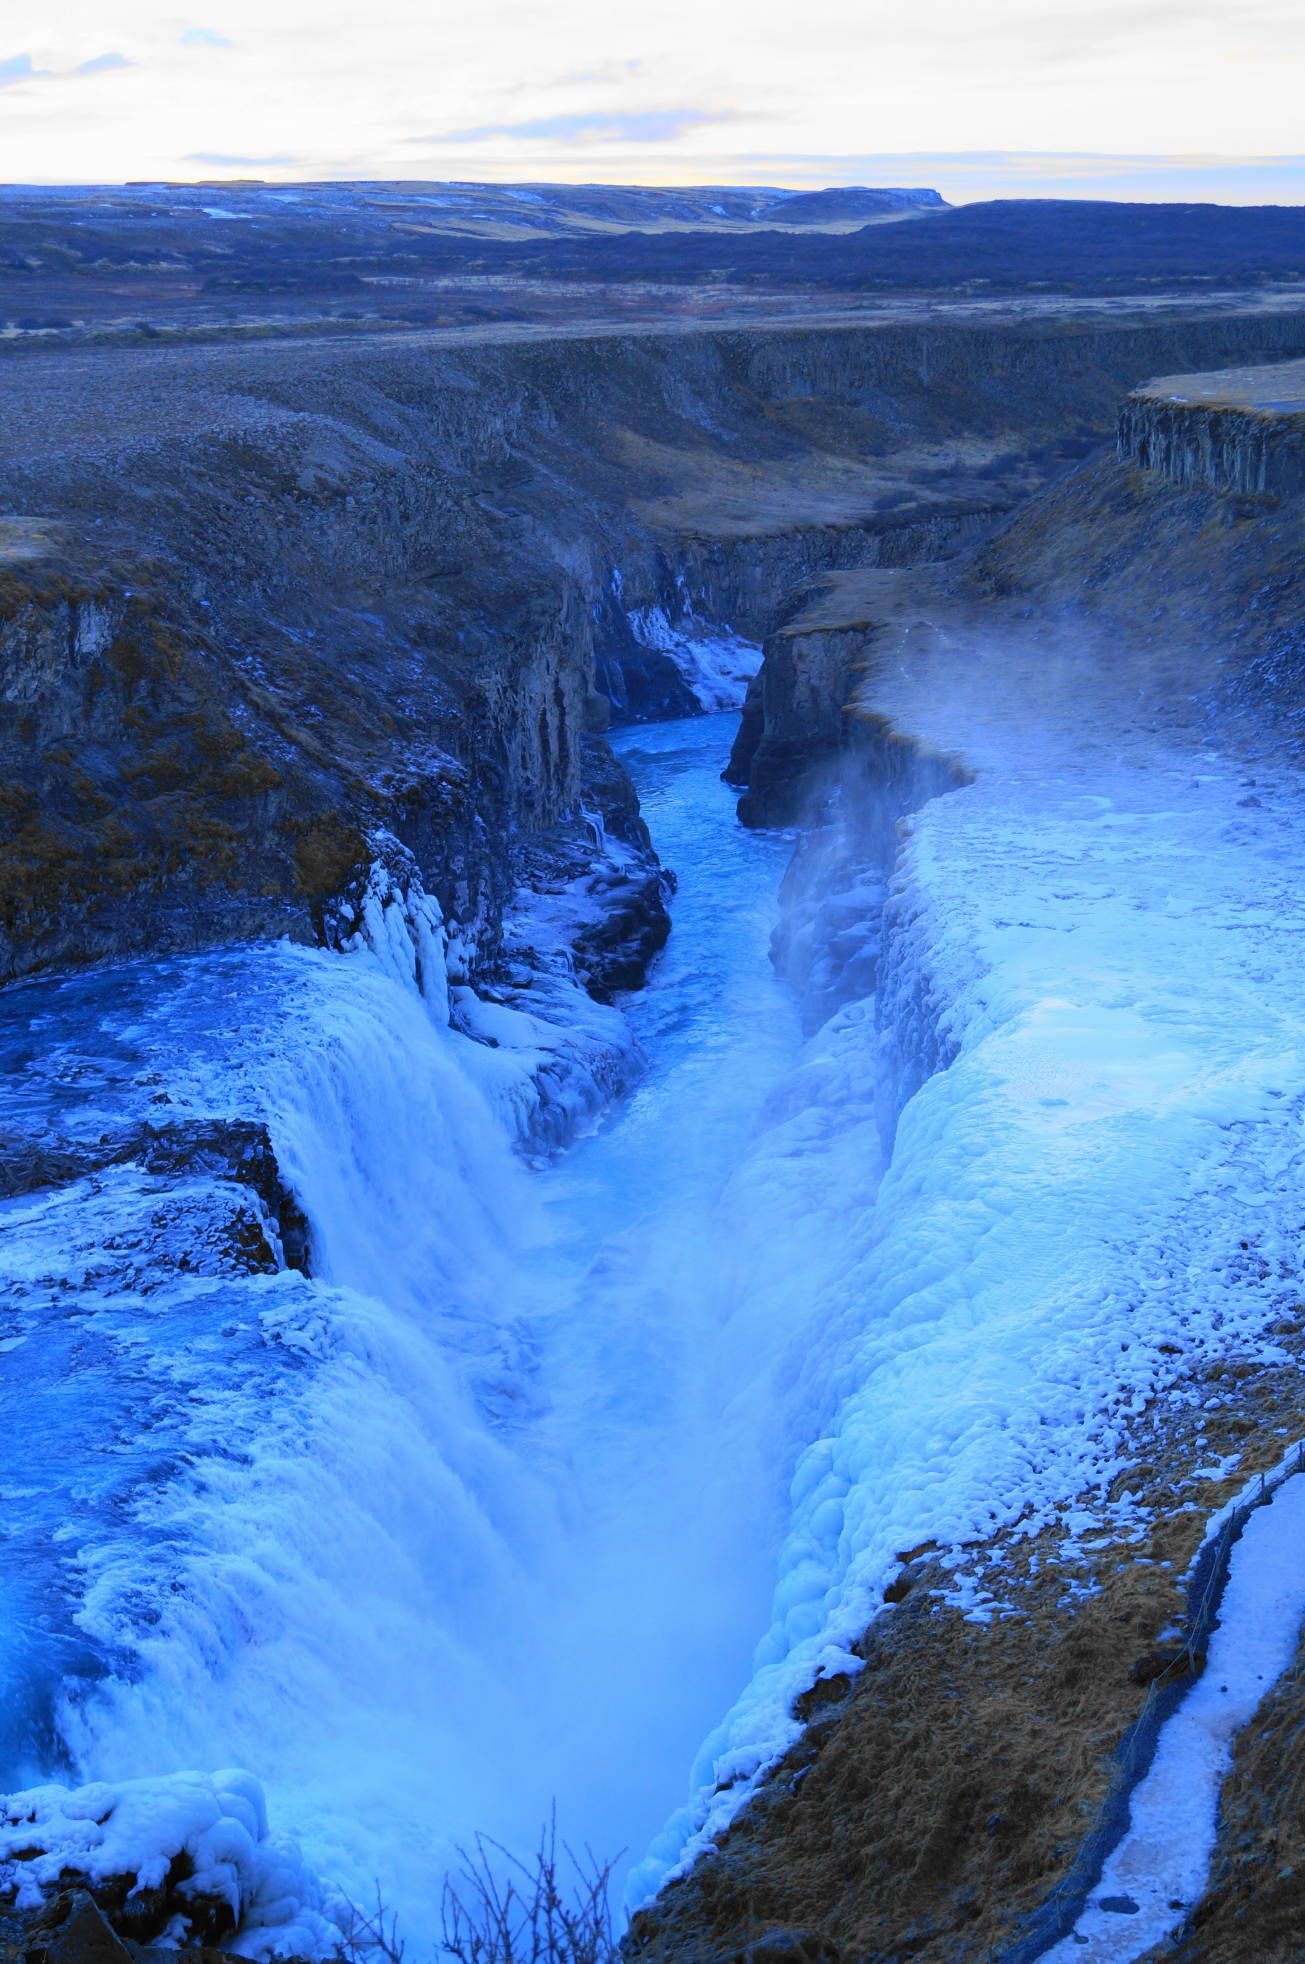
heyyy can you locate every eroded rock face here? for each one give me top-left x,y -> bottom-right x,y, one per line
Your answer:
1119,357 -> 1305,496
1119,394 -> 1305,496
7,1891 -> 134,1964
733,628 -> 864,829
682,507 -> 999,648
0,1118 -> 310,1272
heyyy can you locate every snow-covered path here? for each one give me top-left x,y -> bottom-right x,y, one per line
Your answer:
1044,1466 -> 1305,1961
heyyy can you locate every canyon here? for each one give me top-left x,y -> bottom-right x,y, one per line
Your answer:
2,215 -> 1305,1964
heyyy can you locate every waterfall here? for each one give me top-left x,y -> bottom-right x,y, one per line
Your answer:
0,717 -> 827,1949
45,939 -> 573,1937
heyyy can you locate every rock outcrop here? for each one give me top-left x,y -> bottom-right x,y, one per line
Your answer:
1118,357 -> 1305,496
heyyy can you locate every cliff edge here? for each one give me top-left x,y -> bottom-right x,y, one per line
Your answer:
638,360 -> 1305,1962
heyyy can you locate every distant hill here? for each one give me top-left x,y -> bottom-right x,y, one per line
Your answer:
766,186 -> 946,226
453,198 -> 1305,291
0,178 -> 947,250
2,186 -> 1302,343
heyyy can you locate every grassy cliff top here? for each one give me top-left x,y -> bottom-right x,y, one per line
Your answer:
1135,355 -> 1305,414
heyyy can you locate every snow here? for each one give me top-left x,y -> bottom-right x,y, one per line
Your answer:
0,717 -> 810,1950
630,628 -> 1305,1901
335,825 -> 634,1150
1042,1469 -> 1305,1961
334,831 -> 449,1019
0,1769 -> 347,1960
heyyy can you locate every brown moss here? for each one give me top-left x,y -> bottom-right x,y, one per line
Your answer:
292,817 -> 368,900
125,752 -> 187,793
0,818 -> 82,926
103,633 -> 153,691
213,750 -> 283,797
632,1329 -> 1305,1964
179,813 -> 242,882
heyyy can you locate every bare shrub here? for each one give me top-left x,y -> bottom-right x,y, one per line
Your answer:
336,1816 -> 622,1964
341,1884 -> 407,1964
439,1814 -> 622,1964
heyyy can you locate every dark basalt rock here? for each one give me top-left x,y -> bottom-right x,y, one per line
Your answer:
2,1886 -> 254,1964
16,1893 -> 133,1964
723,673 -> 763,788
572,866 -> 671,999
0,1119 -> 311,1274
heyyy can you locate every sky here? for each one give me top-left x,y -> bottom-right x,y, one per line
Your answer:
1,0 -> 1303,201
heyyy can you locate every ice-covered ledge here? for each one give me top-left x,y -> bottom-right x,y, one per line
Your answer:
632,554 -> 1305,1911
1118,357 -> 1305,495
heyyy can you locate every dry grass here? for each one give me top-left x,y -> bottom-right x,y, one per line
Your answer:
632,1315 -> 1305,1964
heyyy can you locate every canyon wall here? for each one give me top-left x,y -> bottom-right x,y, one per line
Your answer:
4,310 -> 1305,992
1118,359 -> 1305,496
636,354 -> 1305,1964
732,350 -> 1305,828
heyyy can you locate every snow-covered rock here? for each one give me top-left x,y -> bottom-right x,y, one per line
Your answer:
0,1769 -> 348,1960
625,579 -> 762,714
630,617 -> 1305,1905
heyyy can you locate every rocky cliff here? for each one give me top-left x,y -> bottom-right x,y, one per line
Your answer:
5,307 -> 1305,991
733,345 -> 1305,826
1118,357 -> 1305,495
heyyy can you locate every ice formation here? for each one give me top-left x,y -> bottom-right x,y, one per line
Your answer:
0,1770 -> 347,1961
625,579 -> 762,712
5,674 -> 1305,1953
0,719 -> 802,1947
631,652 -> 1305,1899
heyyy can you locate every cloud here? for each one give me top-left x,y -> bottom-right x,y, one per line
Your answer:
558,58 -> 643,85
72,52 -> 132,76
185,150 -> 299,166
425,108 -> 732,146
0,53 -> 47,86
0,48 -> 131,86
182,27 -> 234,48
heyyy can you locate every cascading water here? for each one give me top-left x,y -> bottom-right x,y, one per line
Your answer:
0,714 -> 848,1942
